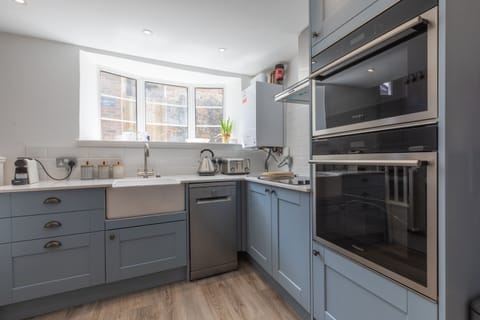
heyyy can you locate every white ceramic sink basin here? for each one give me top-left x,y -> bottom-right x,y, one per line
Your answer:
106,181 -> 185,219
111,177 -> 181,188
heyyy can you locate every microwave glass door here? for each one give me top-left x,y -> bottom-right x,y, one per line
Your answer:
315,159 -> 432,287
314,31 -> 432,135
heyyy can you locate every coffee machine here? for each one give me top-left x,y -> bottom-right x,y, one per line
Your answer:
12,158 -> 39,185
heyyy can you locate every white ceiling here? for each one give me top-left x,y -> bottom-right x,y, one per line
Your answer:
0,0 -> 309,76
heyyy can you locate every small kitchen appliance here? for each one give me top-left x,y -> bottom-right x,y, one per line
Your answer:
12,158 -> 39,185
197,149 -> 218,176
219,158 -> 251,175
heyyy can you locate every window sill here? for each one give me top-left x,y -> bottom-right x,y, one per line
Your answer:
77,140 -> 244,150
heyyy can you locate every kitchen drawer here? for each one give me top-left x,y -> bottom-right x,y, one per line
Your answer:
106,221 -> 186,283
324,248 -> 407,312
11,232 -> 105,303
0,194 -> 11,218
0,218 -> 11,244
0,243 -> 12,306
12,209 -> 104,242
12,189 -> 104,217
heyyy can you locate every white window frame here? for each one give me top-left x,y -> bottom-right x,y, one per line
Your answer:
97,68 -> 139,140
144,80 -> 189,142
96,66 -> 225,142
193,86 -> 225,140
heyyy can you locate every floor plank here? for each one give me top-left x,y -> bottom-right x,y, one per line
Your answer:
30,260 -> 300,320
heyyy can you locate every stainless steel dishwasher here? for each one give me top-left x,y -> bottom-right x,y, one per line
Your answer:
189,182 -> 238,280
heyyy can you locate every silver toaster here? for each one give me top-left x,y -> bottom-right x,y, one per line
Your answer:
219,158 -> 251,175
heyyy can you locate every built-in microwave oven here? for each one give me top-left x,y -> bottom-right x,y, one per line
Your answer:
311,125 -> 438,300
311,0 -> 438,138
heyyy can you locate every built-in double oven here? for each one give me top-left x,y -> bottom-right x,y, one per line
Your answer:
310,0 -> 439,300
312,0 -> 438,137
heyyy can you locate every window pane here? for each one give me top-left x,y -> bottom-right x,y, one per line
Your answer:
195,88 -> 224,140
99,71 -> 137,140
145,82 -> 188,142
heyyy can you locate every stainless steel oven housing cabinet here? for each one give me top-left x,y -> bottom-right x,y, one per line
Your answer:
311,5 -> 438,138
311,151 -> 437,300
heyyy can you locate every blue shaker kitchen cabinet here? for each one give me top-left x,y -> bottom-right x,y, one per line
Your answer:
247,183 -> 273,273
0,243 -> 12,306
105,221 -> 187,283
271,188 -> 311,311
10,231 -> 105,303
0,194 -> 11,244
310,0 -> 399,57
11,189 -> 104,217
311,241 -> 437,320
247,182 -> 311,310
312,242 -> 325,320
0,194 -> 10,218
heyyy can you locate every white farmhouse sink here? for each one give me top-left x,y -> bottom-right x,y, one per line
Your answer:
106,182 -> 185,219
111,177 -> 181,188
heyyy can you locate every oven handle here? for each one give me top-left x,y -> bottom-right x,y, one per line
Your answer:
309,159 -> 428,168
310,15 -> 428,79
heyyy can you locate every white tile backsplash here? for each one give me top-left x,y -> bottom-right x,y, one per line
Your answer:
23,145 -> 265,181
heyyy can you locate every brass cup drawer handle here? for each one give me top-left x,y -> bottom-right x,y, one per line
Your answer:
44,240 -> 62,249
43,197 -> 62,205
44,221 -> 62,229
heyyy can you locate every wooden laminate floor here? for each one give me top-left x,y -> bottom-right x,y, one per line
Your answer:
31,261 -> 300,320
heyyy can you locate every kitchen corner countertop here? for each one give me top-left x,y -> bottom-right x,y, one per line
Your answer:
243,176 -> 311,193
0,174 -> 311,193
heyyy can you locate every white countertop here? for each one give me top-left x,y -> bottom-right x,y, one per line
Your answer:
0,174 -> 311,193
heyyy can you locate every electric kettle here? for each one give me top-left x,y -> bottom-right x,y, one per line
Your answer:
197,149 -> 218,176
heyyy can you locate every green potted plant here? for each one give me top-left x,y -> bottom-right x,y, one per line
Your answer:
220,118 -> 233,144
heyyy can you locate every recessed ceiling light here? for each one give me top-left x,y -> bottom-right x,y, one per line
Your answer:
218,48 -> 226,53
143,29 -> 153,36
368,68 -> 375,73
13,0 -> 27,5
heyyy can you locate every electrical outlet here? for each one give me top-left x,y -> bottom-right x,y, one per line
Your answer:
56,157 -> 77,168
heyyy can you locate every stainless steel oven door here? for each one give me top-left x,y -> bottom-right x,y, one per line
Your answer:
311,152 -> 437,300
312,7 -> 438,138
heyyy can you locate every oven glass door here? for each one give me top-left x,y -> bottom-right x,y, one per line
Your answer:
312,8 -> 437,137
313,154 -> 437,298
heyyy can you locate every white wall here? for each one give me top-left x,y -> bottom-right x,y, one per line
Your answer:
0,32 -> 264,184
283,28 -> 311,176
79,51 -> 244,142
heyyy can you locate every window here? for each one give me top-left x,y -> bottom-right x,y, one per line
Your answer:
99,71 -> 137,140
195,88 -> 224,141
145,82 -> 188,142
97,70 -> 225,143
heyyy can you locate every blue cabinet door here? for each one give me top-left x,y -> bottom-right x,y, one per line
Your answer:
0,219 -> 11,244
0,194 -> 10,218
106,221 -> 187,283
271,188 -> 311,310
319,245 -> 437,320
10,232 -> 105,303
0,243 -> 12,306
312,242 -> 325,320
247,183 -> 272,273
